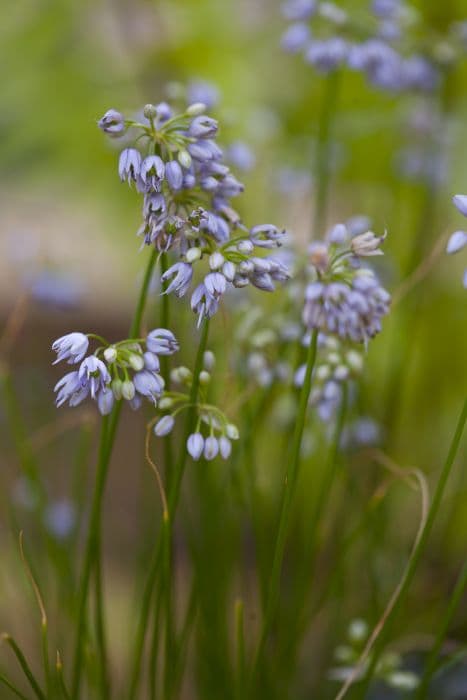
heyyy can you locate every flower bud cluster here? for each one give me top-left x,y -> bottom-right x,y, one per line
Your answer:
98,101 -> 289,324
281,0 -> 467,93
151,350 -> 239,461
52,330 -> 179,415
302,222 -> 390,345
329,618 -> 419,691
295,332 -> 364,421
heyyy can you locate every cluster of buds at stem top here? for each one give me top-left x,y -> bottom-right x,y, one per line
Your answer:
98,100 -> 289,324
329,617 -> 420,691
279,0 -> 467,93
446,193 -> 467,288
52,330 -> 179,415
152,350 -> 239,461
295,332 -> 364,421
302,221 -> 391,345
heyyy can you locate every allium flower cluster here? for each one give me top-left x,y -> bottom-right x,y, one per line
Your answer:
446,194 -> 467,288
52,330 -> 179,415
280,0 -> 466,93
98,101 -> 289,324
152,350 -> 239,461
302,222 -> 391,344
295,333 -> 364,421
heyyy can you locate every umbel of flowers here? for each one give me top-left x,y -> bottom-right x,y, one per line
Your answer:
281,0 -> 466,91
99,101 -> 289,325
52,329 -> 178,414
302,223 -> 391,343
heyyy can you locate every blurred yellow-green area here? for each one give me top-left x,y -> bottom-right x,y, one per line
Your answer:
1,0 -> 467,698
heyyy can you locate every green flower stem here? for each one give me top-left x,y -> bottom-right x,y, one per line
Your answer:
281,384 -> 348,672
162,318 -> 210,699
0,673 -> 29,700
128,319 -> 210,700
312,71 -> 341,238
416,559 -> 467,699
251,328 -> 318,688
2,635 -> 45,700
355,396 -> 467,700
71,248 -> 158,699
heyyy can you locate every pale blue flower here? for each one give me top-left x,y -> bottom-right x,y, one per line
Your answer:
133,370 -> 165,402
162,262 -> 193,297
204,436 -> 219,460
78,357 -> 111,399
140,155 -> 165,192
453,194 -> 467,217
52,332 -> 89,365
119,148 -> 142,184
97,388 -> 115,416
446,231 -> 467,255
188,116 -> 219,139
165,160 -> 183,190
146,328 -> 179,355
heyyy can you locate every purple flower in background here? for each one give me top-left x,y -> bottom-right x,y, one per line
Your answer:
45,500 -> 76,540
226,142 -> 256,171
52,333 -> 89,365
187,80 -> 220,109
281,22 -> 311,53
447,194 -> 467,287
305,37 -> 349,73
281,0 -> 316,21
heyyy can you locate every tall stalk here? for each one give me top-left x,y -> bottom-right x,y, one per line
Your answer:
251,328 -> 318,688
128,319 -> 210,699
71,247 -> 158,698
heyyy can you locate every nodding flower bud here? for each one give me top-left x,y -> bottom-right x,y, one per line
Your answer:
204,436 -> 219,461
178,150 -> 192,169
111,378 -> 123,400
309,242 -> 330,273
237,240 -> 254,254
104,346 -> 118,363
226,424 -> 239,440
122,380 -> 136,401
128,353 -> 145,371
158,397 -> 174,410
154,415 -> 175,437
186,247 -> 202,263
350,230 -> 386,257
222,261 -> 236,281
186,102 -> 207,116
209,252 -> 225,270
219,436 -> 232,459
199,370 -> 211,385
203,351 -> 215,371
171,366 -> 192,384
187,433 -> 204,461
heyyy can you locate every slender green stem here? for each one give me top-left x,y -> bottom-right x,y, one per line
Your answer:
281,384 -> 348,670
2,635 -> 45,700
94,541 -> 110,699
312,71 -> 341,238
235,599 -> 246,700
416,559 -> 467,699
251,329 -> 318,688
71,415 -> 110,698
128,319 -> 210,699
355,396 -> 467,700
0,673 -> 29,700
71,248 -> 158,698
163,319 -> 210,699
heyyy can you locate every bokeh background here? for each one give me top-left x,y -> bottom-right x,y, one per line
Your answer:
1,0 -> 467,698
